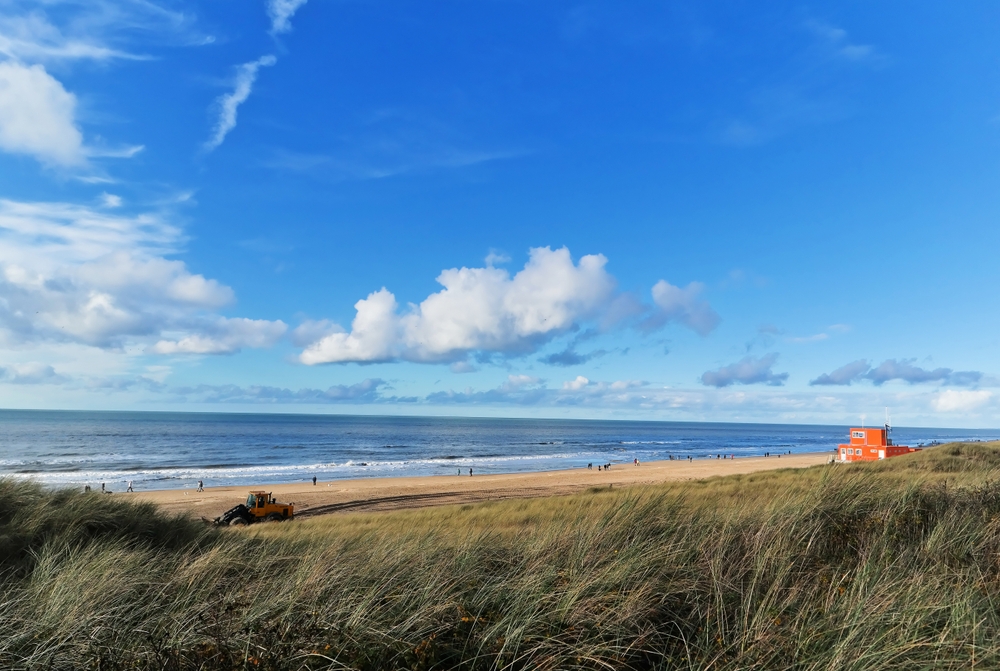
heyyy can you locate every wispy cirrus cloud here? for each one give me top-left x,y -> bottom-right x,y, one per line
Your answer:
204,55 -> 277,152
267,0 -> 309,35
205,0 -> 312,151
804,20 -> 881,64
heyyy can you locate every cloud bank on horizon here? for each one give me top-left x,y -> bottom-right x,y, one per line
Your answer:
0,0 -> 996,425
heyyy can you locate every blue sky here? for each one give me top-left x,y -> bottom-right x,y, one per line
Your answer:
1,0 -> 999,426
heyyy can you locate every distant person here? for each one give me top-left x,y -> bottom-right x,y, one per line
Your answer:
84,485 -> 90,493
101,482 -> 105,493
312,476 -> 317,486
469,468 -> 473,476
126,480 -> 133,492
458,468 -> 462,475
197,480 -> 204,492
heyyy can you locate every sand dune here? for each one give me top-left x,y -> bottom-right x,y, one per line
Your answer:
133,452 -> 831,520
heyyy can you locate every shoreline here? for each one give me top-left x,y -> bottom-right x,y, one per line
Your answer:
131,452 -> 832,520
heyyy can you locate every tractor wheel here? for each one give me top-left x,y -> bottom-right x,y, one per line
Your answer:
229,517 -> 248,526
265,513 -> 284,522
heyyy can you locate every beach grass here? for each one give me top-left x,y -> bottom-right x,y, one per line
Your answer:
3,441 -> 1000,669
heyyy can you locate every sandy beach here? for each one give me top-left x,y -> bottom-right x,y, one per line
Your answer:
133,452 -> 831,520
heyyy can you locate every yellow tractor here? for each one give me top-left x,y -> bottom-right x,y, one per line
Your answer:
214,490 -> 294,526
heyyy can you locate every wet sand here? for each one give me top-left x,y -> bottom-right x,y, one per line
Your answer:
132,452 -> 831,520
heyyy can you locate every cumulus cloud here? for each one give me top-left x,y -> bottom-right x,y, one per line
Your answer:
204,55 -> 277,151
0,198 -> 283,352
0,61 -> 84,166
300,247 -> 721,366
932,390 -> 992,413
563,375 -> 589,390
267,0 -> 309,35
642,280 -> 720,336
812,358 -> 983,387
701,353 -> 788,388
810,359 -> 870,386
301,247 -> 618,364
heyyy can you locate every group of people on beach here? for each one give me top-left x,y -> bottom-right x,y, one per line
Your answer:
587,463 -> 613,471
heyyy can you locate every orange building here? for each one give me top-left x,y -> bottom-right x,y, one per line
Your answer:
838,427 -> 920,462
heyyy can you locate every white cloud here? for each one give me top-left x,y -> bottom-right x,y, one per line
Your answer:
0,199 -> 282,352
645,280 -> 720,336
0,13 -> 143,63
0,61 -> 84,166
267,0 -> 309,35
300,247 -> 617,364
100,193 -> 122,208
148,318 -> 287,355
0,361 -> 66,384
205,55 -> 277,151
563,375 -> 589,390
290,319 -> 342,347
932,390 -> 992,413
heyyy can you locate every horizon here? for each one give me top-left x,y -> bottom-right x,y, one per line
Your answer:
1,1 -> 998,427
1,406 -> 996,433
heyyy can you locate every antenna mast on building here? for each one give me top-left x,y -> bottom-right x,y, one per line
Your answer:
885,407 -> 891,434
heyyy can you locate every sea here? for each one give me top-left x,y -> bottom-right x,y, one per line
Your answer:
1,410 -> 996,492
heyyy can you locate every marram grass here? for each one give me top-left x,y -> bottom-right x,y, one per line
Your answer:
3,442 -> 1000,670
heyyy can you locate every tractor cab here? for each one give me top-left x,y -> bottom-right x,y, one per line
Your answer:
245,490 -> 294,521
212,490 -> 295,526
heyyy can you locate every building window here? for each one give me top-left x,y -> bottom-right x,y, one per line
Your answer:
852,431 -> 865,439
848,449 -> 854,455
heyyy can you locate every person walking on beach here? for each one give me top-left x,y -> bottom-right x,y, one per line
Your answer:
469,468 -> 473,476
312,475 -> 317,486
197,480 -> 204,492
126,480 -> 133,492
101,482 -> 106,493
